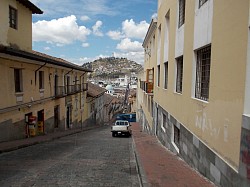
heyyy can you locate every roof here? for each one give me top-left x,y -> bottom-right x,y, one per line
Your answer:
104,93 -> 114,105
87,82 -> 107,98
17,0 -> 43,14
0,45 -> 92,72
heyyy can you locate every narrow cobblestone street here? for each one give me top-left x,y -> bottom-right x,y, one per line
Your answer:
0,126 -> 139,187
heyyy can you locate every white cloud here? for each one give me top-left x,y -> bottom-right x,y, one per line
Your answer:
32,15 -> 91,45
116,38 -> 143,53
92,20 -> 104,36
82,43 -> 90,47
122,19 -> 149,40
113,51 -> 144,64
107,19 -> 149,41
106,30 -> 124,40
80,15 -> 90,21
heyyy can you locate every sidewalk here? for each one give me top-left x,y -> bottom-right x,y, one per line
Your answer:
0,125 -> 100,154
131,122 -> 216,187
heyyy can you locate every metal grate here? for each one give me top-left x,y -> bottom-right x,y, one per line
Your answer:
176,56 -> 183,93
164,62 -> 168,89
157,65 -> 160,87
195,46 -> 211,101
178,0 -> 186,27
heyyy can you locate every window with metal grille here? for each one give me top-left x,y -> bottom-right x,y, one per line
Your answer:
9,6 -> 17,29
14,69 -> 22,92
163,113 -> 167,129
157,65 -> 160,87
39,71 -> 44,89
178,0 -> 186,27
199,0 -> 208,8
195,45 -> 211,101
176,56 -> 183,93
174,125 -> 180,147
164,62 -> 168,89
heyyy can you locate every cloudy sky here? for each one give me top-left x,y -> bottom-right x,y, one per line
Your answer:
30,0 -> 158,65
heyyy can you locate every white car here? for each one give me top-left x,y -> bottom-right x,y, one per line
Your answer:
111,120 -> 132,137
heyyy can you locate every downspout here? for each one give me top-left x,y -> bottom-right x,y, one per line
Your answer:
64,69 -> 73,93
35,62 -> 46,86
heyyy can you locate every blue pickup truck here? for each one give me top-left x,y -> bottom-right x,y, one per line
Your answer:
116,113 -> 136,122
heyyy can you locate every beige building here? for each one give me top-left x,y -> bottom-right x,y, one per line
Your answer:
0,0 -> 91,142
139,0 -> 250,186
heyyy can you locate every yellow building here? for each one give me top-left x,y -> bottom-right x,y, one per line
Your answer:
0,0 -> 91,142
140,0 -> 250,186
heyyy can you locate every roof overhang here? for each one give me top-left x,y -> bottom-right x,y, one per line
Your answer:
16,0 -> 43,14
0,45 -> 92,72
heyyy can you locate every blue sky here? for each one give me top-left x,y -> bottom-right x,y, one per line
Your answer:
30,0 -> 158,65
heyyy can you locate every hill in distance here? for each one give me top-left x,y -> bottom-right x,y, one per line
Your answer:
82,57 -> 142,79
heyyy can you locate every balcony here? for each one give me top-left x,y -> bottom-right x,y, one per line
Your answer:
140,81 -> 154,95
55,83 -> 88,98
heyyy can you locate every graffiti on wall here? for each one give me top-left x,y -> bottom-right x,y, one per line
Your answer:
195,110 -> 220,138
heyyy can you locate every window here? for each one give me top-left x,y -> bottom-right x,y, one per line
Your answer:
9,6 -> 17,29
157,65 -> 160,87
39,71 -> 44,89
199,0 -> 208,8
176,56 -> 183,93
195,46 -> 211,101
174,125 -> 180,148
164,62 -> 168,89
162,113 -> 167,129
178,0 -> 186,27
14,69 -> 22,92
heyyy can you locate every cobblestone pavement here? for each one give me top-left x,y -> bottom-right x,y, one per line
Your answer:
0,126 -> 139,187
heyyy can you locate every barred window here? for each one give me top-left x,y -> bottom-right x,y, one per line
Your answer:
195,46 -> 211,101
9,6 -> 17,29
164,62 -> 168,89
163,113 -> 167,129
178,0 -> 186,27
157,65 -> 160,87
199,0 -> 208,8
176,56 -> 183,93
174,125 -> 180,148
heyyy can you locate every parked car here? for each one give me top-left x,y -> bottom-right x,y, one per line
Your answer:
116,113 -> 136,122
111,120 -> 132,137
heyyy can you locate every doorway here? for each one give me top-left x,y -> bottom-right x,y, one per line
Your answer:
37,110 -> 44,133
66,105 -> 72,129
54,105 -> 60,128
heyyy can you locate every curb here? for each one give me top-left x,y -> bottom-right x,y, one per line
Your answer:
132,137 -> 149,187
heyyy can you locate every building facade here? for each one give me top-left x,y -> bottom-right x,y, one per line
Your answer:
0,0 -> 91,142
139,0 -> 250,186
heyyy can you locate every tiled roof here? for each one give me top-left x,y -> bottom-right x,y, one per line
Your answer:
87,82 -> 107,98
17,0 -> 43,14
104,93 -> 114,105
0,45 -> 92,72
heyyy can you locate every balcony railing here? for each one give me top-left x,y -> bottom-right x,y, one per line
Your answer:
55,83 -> 88,98
140,81 -> 154,94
